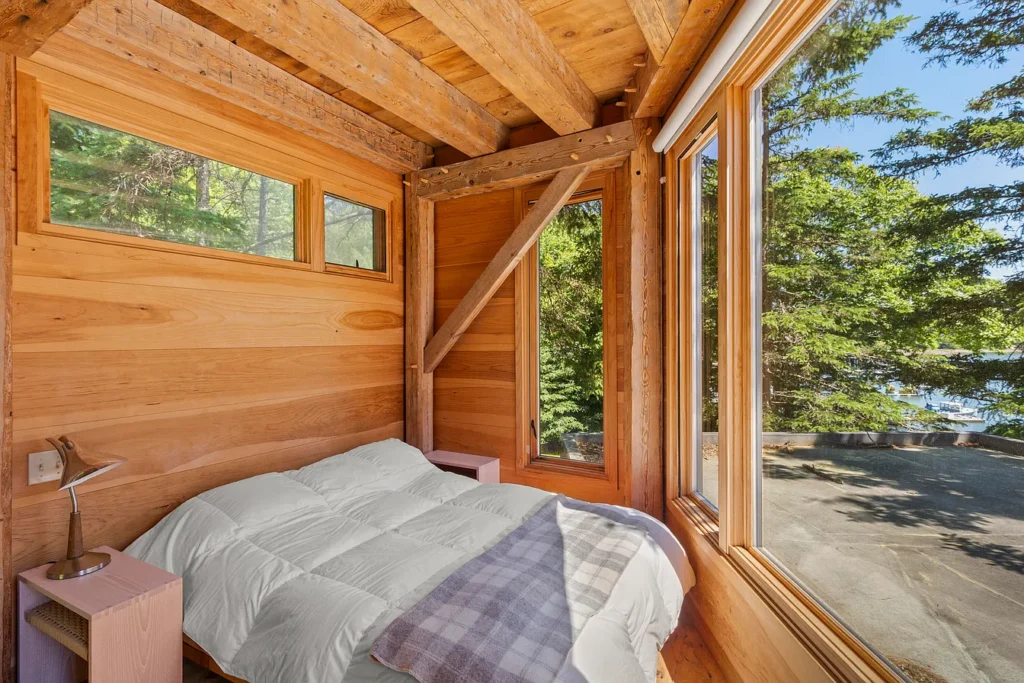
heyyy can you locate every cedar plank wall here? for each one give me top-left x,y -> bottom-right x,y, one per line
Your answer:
10,56 -> 406,573
432,170 -> 630,503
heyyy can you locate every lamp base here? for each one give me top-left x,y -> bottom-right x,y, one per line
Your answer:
46,551 -> 111,580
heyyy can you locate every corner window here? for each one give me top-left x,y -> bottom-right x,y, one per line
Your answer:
49,111 -> 297,260
323,193 -> 386,273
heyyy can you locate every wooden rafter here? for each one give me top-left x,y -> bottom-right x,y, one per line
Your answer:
0,0 -> 93,57
186,0 -> 509,157
57,0 -> 430,173
625,0 -> 689,65
422,165 -> 590,374
406,0 -> 600,135
415,121 -> 635,200
628,0 -> 735,118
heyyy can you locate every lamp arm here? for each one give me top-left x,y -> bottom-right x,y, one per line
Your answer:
68,485 -> 79,515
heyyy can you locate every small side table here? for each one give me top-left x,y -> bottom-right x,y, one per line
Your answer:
18,546 -> 182,683
424,450 -> 501,483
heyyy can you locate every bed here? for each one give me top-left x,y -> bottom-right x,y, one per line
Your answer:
126,439 -> 693,683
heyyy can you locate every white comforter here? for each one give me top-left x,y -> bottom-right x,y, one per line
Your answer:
127,439 -> 691,683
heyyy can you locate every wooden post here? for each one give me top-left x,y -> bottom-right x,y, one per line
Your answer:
0,53 -> 14,683
625,119 -> 664,518
405,177 -> 435,452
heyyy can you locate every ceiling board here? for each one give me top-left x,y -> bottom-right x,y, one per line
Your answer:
141,0 -> 710,153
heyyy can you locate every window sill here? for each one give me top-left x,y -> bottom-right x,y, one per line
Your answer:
36,222 -> 312,272
522,456 -> 610,481
668,496 -> 902,683
325,262 -> 391,282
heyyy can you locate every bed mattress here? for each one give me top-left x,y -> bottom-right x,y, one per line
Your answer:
126,439 -> 689,683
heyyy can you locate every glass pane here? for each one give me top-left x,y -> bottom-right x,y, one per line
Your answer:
757,2 -> 1024,681
538,199 -> 604,465
697,137 -> 719,508
49,111 -> 295,259
324,194 -> 385,272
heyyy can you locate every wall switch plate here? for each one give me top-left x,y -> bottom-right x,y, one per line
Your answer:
28,449 -> 63,485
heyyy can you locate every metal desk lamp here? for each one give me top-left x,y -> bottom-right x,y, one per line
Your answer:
46,436 -> 125,580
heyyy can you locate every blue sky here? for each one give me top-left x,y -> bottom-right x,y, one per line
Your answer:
805,0 -> 1023,198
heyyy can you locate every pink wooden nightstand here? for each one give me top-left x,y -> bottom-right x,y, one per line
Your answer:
18,546 -> 182,683
424,450 -> 501,483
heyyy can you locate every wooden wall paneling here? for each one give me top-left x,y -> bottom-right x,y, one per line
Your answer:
55,0 -> 430,173
405,181 -> 435,452
415,121 -> 636,200
433,190 -> 517,477
184,0 -> 509,157
14,423 -> 402,572
0,0 -> 93,58
423,165 -> 591,373
0,53 -> 14,683
405,0 -> 600,135
625,119 -> 664,518
11,55 -> 407,606
665,500 -> 835,683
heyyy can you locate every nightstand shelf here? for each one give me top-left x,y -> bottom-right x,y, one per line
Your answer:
424,450 -> 500,483
18,546 -> 183,683
25,601 -> 89,660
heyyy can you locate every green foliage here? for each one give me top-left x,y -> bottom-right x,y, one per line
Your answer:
761,0 -> 1024,433
49,111 -> 295,259
538,200 -> 604,451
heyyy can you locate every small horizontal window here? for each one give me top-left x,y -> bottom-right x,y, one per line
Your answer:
49,111 -> 297,260
324,193 -> 385,273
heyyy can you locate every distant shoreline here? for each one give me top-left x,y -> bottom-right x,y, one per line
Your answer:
923,349 -> 1017,357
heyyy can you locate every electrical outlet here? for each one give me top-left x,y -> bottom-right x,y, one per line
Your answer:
28,449 -> 63,485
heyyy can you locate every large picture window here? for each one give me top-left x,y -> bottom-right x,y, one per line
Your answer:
754,1 -> 1024,681
49,111 -> 297,260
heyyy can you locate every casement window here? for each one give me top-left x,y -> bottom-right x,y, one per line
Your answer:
323,193 -> 387,275
50,111 -> 299,261
665,0 -> 1024,681
517,173 -> 619,485
20,69 -> 394,280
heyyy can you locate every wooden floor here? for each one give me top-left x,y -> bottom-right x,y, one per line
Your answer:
182,602 -> 725,683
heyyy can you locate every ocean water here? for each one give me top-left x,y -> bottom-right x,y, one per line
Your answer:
886,352 -> 1018,432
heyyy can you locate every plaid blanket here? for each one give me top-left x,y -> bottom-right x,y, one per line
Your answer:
371,495 -> 649,683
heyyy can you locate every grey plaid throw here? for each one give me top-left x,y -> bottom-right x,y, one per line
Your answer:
371,495 -> 649,683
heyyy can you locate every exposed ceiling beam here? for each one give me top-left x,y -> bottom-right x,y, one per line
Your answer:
628,0 -> 734,118
56,0 -> 430,173
423,165 -> 591,373
406,0 -> 600,135
624,0 -> 688,65
186,0 -> 508,157
415,121 -> 635,200
0,0 -> 93,57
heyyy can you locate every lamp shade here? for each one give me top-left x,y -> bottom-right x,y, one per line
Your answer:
46,437 -> 125,490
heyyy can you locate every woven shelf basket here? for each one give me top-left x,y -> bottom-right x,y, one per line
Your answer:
26,601 -> 89,660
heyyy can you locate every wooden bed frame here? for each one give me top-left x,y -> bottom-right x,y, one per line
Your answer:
183,635 -> 247,683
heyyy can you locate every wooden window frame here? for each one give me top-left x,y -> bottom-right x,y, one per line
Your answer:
514,171 -> 620,490
663,0 -> 910,681
667,107 -> 723,524
15,63 -> 393,281
319,183 -> 394,282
